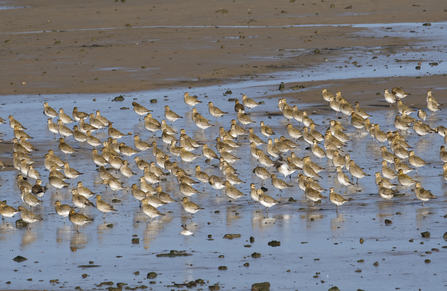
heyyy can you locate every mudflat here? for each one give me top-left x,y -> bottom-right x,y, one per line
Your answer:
1,0 -> 446,99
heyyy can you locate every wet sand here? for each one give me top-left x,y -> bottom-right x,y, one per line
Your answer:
1,0 -> 447,290
1,0 -> 447,97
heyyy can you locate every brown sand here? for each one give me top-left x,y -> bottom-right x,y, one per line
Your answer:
1,0 -> 446,101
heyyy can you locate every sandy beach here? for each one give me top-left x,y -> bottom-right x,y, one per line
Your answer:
1,0 -> 446,98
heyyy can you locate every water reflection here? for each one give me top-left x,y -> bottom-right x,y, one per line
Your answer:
330,212 -> 345,231
21,229 -> 37,248
416,206 -> 435,224
97,222 -> 114,233
0,221 -> 15,234
142,220 -> 163,249
70,232 -> 88,251
305,213 -> 324,221
251,209 -> 276,231
225,204 -> 243,224
378,201 -> 398,211
56,225 -> 72,244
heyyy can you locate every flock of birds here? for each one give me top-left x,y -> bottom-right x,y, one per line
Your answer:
0,87 -> 445,234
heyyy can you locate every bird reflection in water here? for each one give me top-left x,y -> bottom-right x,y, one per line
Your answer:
56,225 -> 72,244
95,222 -> 115,245
251,209 -> 276,231
0,221 -> 15,235
70,231 -> 88,251
416,206 -> 435,223
143,214 -> 173,249
225,204 -> 243,224
378,200 -> 396,212
97,222 -> 114,232
306,213 -> 324,222
21,229 -> 37,248
133,208 -> 148,228
330,213 -> 345,231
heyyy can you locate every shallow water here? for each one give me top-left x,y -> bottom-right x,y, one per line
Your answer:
1,83 -> 447,290
1,22 -> 447,290
269,22 -> 447,83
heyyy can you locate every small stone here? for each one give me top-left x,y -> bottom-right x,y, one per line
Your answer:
385,219 -> 392,225
250,236 -> 255,243
218,266 -> 227,270
96,281 -> 115,287
187,281 -> 197,287
251,252 -> 261,258
78,264 -> 101,268
112,95 -> 125,102
279,82 -> 285,91
252,282 -> 270,291
13,255 -> 27,262
150,99 -> 157,103
267,240 -> 281,247
421,231 -> 430,238
132,238 -> 139,244
195,279 -> 206,284
425,259 -> 431,263
328,287 -> 340,291
243,263 -> 250,267
223,234 -> 241,239
373,261 -> 379,266
146,272 -> 157,279
359,238 -> 364,244
443,232 -> 447,240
